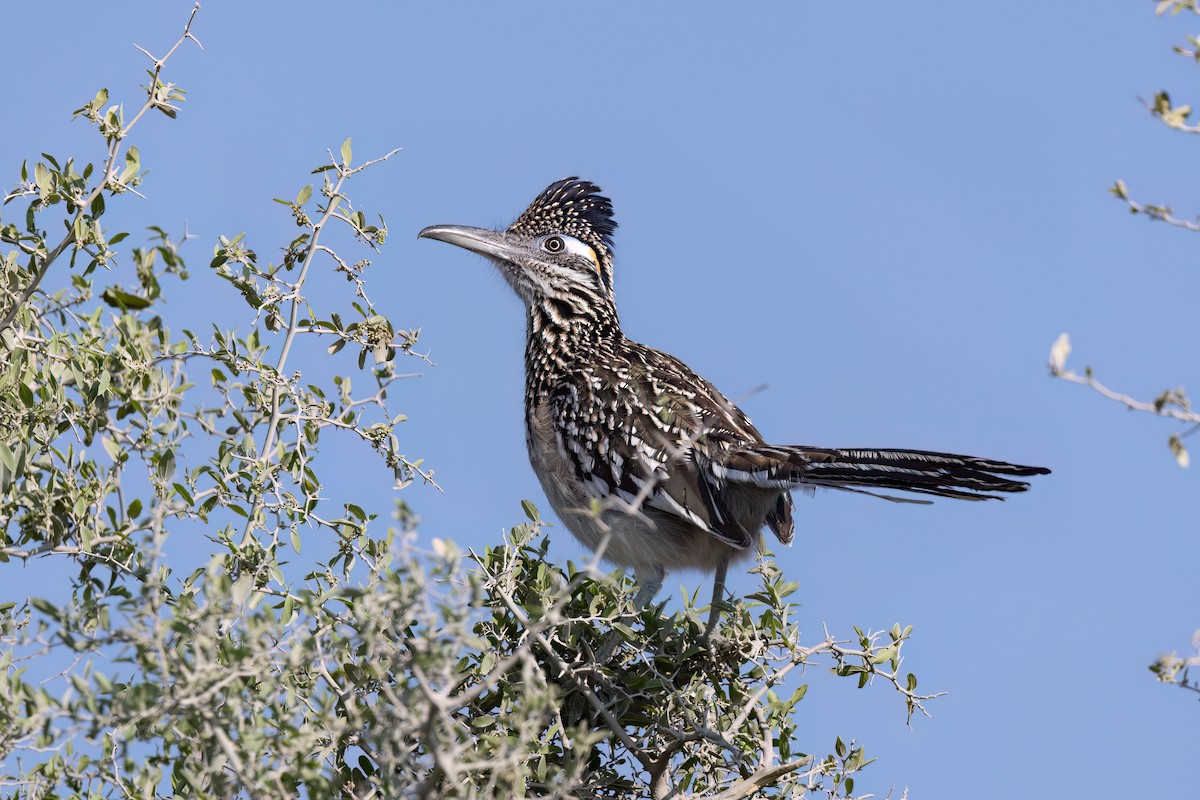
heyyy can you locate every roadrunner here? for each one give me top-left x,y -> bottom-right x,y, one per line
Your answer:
419,178 -> 1049,633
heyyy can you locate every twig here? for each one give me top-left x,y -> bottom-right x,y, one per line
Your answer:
708,759 -> 813,800
0,4 -> 203,337
1051,367 -> 1199,425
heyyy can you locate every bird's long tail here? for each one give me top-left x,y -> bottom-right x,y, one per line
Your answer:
715,445 -> 1050,503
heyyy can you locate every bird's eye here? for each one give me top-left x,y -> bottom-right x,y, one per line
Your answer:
542,236 -> 565,254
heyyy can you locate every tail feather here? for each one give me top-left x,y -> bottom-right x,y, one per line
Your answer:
715,445 -> 1050,502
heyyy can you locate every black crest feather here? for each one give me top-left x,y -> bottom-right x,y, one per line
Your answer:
508,178 -> 617,267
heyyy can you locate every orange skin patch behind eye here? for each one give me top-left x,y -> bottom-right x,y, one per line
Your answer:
550,232 -> 603,279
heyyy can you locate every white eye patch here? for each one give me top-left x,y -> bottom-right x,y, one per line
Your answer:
541,234 -> 600,274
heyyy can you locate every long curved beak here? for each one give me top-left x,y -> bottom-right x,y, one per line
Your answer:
418,225 -> 521,263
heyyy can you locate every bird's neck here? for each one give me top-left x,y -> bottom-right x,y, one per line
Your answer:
523,295 -> 622,403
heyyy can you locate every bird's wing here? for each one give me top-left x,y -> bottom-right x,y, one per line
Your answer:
548,342 -> 766,549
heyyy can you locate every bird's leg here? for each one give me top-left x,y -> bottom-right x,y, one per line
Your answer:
594,564 -> 665,663
703,555 -> 730,639
632,564 -> 665,610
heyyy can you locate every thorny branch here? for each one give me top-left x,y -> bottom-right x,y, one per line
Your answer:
461,525 -> 938,798
238,146 -> 408,547
1048,333 -> 1200,465
1050,364 -> 1199,427
0,3 -> 203,337
1112,178 -> 1200,233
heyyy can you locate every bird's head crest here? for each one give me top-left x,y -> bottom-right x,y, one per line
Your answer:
508,178 -> 617,290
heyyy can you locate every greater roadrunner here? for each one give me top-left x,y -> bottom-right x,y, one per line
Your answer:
419,178 -> 1049,634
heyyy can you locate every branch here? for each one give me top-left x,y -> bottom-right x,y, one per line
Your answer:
0,232 -> 82,335
0,4 -> 203,338
2,536 -> 128,562
1052,368 -> 1199,424
240,146 -> 403,544
491,585 -> 654,773
708,759 -> 813,800
1048,334 -> 1199,425
1111,179 -> 1200,232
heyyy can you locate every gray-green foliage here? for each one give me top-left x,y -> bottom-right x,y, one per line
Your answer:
1049,0 -> 1200,700
1,8 -> 935,797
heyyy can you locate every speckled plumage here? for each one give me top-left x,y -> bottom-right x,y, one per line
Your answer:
508,178 -> 617,292
419,178 -> 1049,629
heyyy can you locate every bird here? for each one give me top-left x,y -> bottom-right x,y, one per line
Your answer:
419,178 -> 1049,635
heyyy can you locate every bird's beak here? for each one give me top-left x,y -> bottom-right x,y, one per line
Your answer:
418,225 -> 521,264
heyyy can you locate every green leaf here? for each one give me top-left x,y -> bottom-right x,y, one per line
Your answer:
612,622 -> 636,640
340,138 -> 352,166
100,288 -> 151,310
120,147 -> 140,183
157,450 -> 176,481
30,598 -> 58,617
871,645 -> 897,664
296,184 -> 312,205
1169,434 -> 1190,468
127,498 -> 143,518
0,442 -> 15,472
521,499 -> 540,522
172,483 -> 194,505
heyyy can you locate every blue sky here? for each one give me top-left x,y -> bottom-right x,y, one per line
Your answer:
5,2 -> 1200,796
